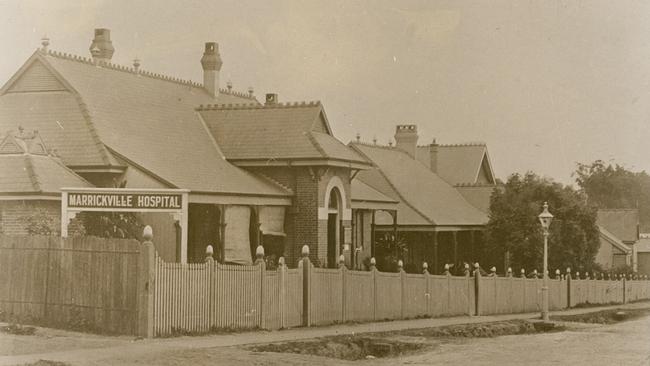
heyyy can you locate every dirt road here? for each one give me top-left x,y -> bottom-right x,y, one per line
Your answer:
2,303 -> 649,365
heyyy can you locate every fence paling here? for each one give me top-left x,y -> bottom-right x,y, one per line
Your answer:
0,235 -> 141,335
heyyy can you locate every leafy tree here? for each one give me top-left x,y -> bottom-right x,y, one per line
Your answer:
79,179 -> 144,240
21,208 -> 60,236
485,172 -> 600,273
374,232 -> 409,272
80,211 -> 143,239
575,160 -> 650,231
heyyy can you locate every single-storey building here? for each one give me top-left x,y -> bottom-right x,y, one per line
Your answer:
349,125 -> 498,273
637,234 -> 650,276
1,28 -> 499,270
595,209 -> 639,271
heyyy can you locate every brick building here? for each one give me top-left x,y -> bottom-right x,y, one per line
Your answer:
1,29 -> 497,269
0,129 -> 92,235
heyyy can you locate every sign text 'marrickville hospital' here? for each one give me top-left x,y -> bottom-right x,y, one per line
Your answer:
67,193 -> 182,210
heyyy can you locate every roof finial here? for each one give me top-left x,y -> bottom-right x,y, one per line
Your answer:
133,57 -> 141,72
41,36 -> 50,52
248,86 -> 254,97
388,140 -> 393,147
373,135 -> 377,145
355,132 -> 360,142
226,80 -> 233,91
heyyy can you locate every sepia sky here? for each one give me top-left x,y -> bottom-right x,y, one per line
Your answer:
1,0 -> 649,185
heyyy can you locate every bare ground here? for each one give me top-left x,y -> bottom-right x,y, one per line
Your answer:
1,302 -> 649,366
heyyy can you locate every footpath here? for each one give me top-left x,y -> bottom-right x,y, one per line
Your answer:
1,302 -> 649,366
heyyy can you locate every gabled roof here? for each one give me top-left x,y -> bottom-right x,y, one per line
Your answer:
598,225 -> 631,254
0,130 -> 92,196
596,209 -> 639,243
416,143 -> 495,185
197,102 -> 369,167
351,142 -> 488,227
0,50 -> 291,199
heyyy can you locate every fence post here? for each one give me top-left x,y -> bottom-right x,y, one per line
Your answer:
255,245 -> 266,330
623,276 -> 627,304
300,245 -> 311,327
339,254 -> 346,323
278,257 -> 286,329
370,257 -> 377,321
43,236 -> 54,322
398,260 -> 405,319
137,226 -> 155,338
423,262 -> 430,316
474,263 -> 481,316
566,268 -> 572,308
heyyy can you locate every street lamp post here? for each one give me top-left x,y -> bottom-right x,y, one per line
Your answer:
538,202 -> 554,322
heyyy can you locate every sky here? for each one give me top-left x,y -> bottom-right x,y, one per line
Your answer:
1,0 -> 649,185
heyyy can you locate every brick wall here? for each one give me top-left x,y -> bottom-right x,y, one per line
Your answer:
0,200 -> 60,235
294,169 -> 319,264
244,166 -> 354,267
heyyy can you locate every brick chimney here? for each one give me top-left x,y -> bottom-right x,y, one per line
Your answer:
429,138 -> 439,173
200,42 -> 223,98
265,93 -> 278,105
394,125 -> 418,158
89,28 -> 114,63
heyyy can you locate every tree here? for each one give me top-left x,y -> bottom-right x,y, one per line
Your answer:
485,172 -> 600,273
575,160 -> 650,231
79,179 -> 144,240
21,208 -> 60,236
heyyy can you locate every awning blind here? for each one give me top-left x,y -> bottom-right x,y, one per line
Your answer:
259,206 -> 286,236
224,205 -> 252,265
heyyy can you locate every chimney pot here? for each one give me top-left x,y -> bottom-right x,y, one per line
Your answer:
89,28 -> 114,63
201,42 -> 223,98
40,36 -> 50,52
429,138 -> 439,173
394,124 -> 418,158
265,93 -> 278,105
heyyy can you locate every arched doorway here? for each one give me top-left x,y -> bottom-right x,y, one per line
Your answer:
327,187 -> 342,268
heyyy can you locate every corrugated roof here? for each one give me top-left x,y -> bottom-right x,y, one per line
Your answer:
596,209 -> 639,243
197,103 -> 368,164
416,144 -> 489,185
1,50 -> 291,198
352,143 -> 488,226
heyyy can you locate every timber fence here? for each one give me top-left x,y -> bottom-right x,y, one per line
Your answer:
3,233 -> 650,338
0,235 -> 148,335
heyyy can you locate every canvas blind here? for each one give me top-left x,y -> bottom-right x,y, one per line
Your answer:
259,206 -> 286,236
224,205 -> 252,265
